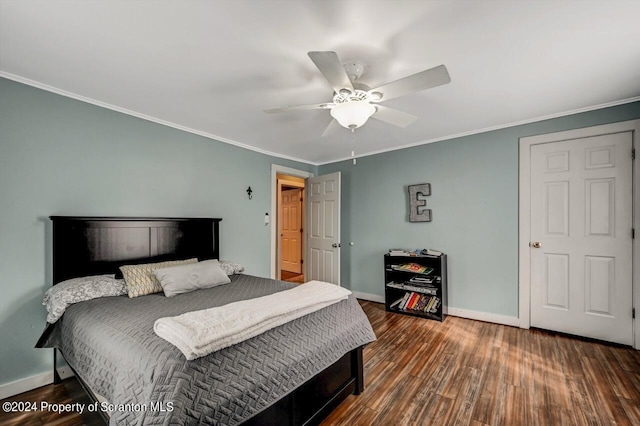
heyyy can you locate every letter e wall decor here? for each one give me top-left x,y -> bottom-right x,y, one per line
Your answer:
408,183 -> 432,222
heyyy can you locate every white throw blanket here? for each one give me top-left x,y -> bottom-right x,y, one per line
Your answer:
154,280 -> 351,360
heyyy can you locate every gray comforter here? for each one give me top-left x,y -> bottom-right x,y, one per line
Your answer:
39,275 -> 376,425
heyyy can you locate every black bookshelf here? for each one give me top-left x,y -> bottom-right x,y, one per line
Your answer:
384,252 -> 447,321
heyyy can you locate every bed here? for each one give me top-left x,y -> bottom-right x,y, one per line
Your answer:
36,216 -> 375,425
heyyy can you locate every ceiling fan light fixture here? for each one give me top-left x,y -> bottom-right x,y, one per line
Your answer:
266,51 -> 450,134
330,101 -> 376,130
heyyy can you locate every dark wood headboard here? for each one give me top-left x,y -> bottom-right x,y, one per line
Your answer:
50,216 -> 222,284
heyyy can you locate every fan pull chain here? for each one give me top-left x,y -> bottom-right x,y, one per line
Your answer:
351,138 -> 357,165
350,129 -> 357,165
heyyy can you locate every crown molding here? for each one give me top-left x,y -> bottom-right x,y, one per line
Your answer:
318,95 -> 640,165
0,72 -> 318,166
3,71 -> 638,167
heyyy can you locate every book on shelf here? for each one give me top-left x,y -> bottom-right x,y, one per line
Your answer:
398,293 -> 412,309
409,276 -> 434,284
415,295 -> 428,311
425,296 -> 436,312
389,296 -> 404,309
421,248 -> 442,256
392,292 -> 440,313
399,292 -> 415,310
408,294 -> 418,310
398,293 -> 409,310
393,263 -> 434,275
389,249 -> 443,257
388,249 -> 411,256
398,293 -> 410,309
387,281 -> 437,294
409,293 -> 420,309
430,298 -> 441,313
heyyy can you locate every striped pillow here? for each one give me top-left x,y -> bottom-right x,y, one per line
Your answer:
120,258 -> 198,298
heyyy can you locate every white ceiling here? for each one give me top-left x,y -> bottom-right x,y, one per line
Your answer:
1,0 -> 640,165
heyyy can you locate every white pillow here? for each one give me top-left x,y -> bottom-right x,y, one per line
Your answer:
155,259 -> 231,297
43,275 -> 127,324
219,260 -> 245,276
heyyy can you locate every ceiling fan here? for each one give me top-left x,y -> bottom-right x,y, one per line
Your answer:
264,51 -> 451,133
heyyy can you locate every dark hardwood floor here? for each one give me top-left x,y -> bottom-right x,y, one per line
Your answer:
2,300 -> 639,425
322,301 -> 640,425
0,374 -> 102,426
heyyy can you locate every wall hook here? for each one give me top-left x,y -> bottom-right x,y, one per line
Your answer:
246,186 -> 253,200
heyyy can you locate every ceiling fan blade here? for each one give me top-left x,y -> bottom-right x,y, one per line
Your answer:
371,105 -> 417,128
264,103 -> 332,113
371,65 -> 450,102
321,119 -> 340,137
308,51 -> 354,94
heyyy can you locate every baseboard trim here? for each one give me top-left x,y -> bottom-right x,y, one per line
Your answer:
0,372 -> 53,400
446,307 -> 520,327
352,291 -> 385,304
353,292 -> 520,328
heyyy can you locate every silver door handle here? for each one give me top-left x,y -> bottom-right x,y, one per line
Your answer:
332,243 -> 341,248
531,241 -> 542,248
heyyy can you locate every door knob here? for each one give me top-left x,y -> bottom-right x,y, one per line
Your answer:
531,241 -> 542,248
332,243 -> 341,248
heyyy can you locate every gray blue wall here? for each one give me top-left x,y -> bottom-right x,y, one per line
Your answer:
3,73 -> 639,391
319,101 -> 640,318
0,77 -> 316,386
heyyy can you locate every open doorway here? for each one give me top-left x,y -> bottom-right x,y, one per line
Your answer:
271,164 -> 313,283
277,173 -> 305,283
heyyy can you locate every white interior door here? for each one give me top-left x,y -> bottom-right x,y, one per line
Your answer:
307,172 -> 341,285
530,132 -> 633,345
280,188 -> 302,274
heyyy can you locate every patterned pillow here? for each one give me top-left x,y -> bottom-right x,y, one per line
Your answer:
120,258 -> 198,298
219,260 -> 245,276
43,275 -> 127,324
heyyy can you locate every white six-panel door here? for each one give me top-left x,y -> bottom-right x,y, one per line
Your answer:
530,132 -> 633,345
280,188 -> 302,274
307,172 -> 341,285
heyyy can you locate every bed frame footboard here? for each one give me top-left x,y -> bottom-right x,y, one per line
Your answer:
55,345 -> 364,426
242,345 -> 365,426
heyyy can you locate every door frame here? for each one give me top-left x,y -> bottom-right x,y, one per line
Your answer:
518,119 -> 640,349
277,180 -> 305,278
270,165 -> 314,280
